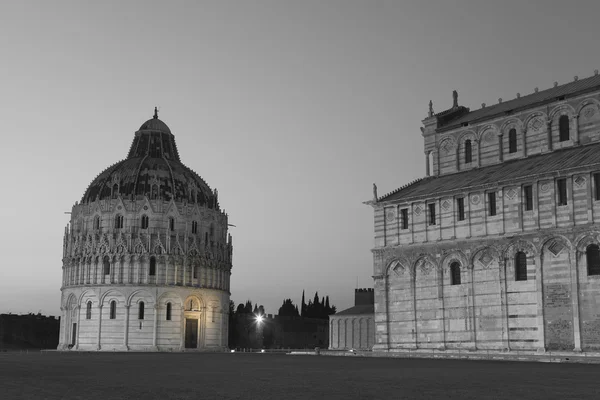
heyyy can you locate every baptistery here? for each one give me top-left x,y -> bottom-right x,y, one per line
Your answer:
58,109 -> 233,351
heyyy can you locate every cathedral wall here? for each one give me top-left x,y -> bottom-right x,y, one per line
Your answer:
371,228 -> 600,352
577,248 -> 600,351
541,240 -> 575,351
386,264 -> 413,347
504,252 -> 538,350
431,93 -> 600,176
376,171 -> 600,249
414,264 -> 443,348
472,257 -> 503,349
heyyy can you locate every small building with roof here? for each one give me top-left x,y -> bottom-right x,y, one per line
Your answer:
328,288 -> 375,350
367,70 -> 600,355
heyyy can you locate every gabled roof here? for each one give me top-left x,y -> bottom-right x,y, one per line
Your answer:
436,73 -> 600,131
378,142 -> 600,203
333,304 -> 374,316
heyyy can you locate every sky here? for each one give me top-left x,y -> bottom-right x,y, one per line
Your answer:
1,0 -> 600,317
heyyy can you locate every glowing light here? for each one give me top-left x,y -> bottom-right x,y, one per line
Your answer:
255,314 -> 264,324
261,349 -> 265,353
231,349 -> 235,353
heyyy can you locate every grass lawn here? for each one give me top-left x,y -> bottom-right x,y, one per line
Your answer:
0,352 -> 598,400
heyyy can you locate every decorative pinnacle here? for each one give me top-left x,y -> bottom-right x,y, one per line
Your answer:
153,107 -> 158,119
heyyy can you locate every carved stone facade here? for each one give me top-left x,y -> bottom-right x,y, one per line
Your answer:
58,110 -> 233,351
369,72 -> 600,354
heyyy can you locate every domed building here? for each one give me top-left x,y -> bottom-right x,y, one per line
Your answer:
58,109 -> 233,351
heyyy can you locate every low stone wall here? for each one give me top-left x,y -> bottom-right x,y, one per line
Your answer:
319,348 -> 600,364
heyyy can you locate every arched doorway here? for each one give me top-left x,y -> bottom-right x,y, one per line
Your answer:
183,297 -> 204,349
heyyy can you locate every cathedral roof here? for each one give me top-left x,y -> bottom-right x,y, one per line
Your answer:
378,142 -> 600,203
81,109 -> 218,208
334,304 -> 374,316
435,72 -> 600,132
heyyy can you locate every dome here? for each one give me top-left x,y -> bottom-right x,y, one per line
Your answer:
81,110 -> 218,208
138,117 -> 171,134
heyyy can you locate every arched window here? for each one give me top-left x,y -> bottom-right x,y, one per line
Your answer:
166,303 -> 172,321
110,300 -> 116,319
103,256 -> 111,275
450,262 -> 461,285
138,302 -> 145,320
191,221 -> 198,234
141,215 -> 149,229
149,257 -> 156,276
465,140 -> 472,164
193,265 -> 198,279
93,215 -> 100,230
112,184 -> 119,199
169,217 -> 175,231
508,128 -> 517,153
515,251 -> 527,281
587,244 -> 600,276
559,115 -> 570,142
114,214 -> 124,229
86,301 -> 92,319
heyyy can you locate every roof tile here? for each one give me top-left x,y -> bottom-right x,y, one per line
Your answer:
379,143 -> 600,203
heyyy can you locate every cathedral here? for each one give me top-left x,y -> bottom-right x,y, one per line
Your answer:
58,109 -> 233,351
368,71 -> 600,354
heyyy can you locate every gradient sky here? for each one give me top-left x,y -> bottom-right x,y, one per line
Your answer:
1,1 -> 600,317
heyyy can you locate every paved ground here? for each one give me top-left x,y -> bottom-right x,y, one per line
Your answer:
0,352 -> 598,399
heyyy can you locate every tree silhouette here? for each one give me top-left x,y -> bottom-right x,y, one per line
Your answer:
278,299 -> 300,317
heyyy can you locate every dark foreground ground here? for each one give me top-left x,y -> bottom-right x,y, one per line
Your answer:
0,352 -> 598,400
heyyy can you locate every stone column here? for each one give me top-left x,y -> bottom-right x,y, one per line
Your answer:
589,172 -> 595,223
573,115 -> 580,145
438,266 -> 446,350
568,175 -> 575,226
468,263 -> 477,349
152,304 -> 159,350
425,151 -> 430,177
165,258 -> 170,285
455,147 -> 460,171
74,305 -> 82,349
123,305 -> 130,350
546,120 -> 553,151
498,188 -> 505,234
93,259 -> 98,284
180,309 -> 185,350
498,259 -> 509,350
174,260 -> 179,285
534,253 -> 546,352
411,268 -> 418,349
371,274 -> 388,351
96,304 -> 103,351
570,249 -> 582,351
534,180 -> 541,229
498,134 -> 503,162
